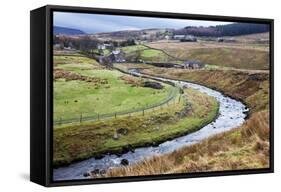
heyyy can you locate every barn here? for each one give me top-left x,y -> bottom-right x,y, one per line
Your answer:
183,60 -> 205,69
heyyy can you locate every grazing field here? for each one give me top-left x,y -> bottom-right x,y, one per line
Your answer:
121,45 -> 182,63
54,56 -> 175,122
187,47 -> 269,70
53,88 -> 219,166
233,32 -> 269,44
146,38 -> 269,70
121,45 -> 147,54
106,67 -> 270,177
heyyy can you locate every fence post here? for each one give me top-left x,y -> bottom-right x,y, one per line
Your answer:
80,113 -> 82,123
59,117 -> 62,126
115,112 -> 117,119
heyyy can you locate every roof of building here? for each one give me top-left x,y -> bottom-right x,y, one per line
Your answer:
184,60 -> 203,65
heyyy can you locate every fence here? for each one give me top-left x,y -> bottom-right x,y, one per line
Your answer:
53,86 -> 181,126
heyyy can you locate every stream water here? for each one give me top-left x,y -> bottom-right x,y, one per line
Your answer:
53,70 -> 248,181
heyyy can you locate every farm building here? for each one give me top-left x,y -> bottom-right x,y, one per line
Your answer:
183,60 -> 205,69
53,43 -> 63,50
99,50 -> 126,65
97,43 -> 114,50
173,35 -> 185,40
173,35 -> 197,42
217,37 -> 237,43
97,44 -> 106,50
111,50 -> 126,62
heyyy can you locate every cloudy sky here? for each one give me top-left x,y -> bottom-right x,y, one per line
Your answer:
54,11 -> 232,34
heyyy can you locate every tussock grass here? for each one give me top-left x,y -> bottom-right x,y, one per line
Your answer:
146,41 -> 269,70
107,111 -> 269,177
142,68 -> 269,113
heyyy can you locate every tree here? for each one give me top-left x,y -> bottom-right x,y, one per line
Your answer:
79,36 -> 98,55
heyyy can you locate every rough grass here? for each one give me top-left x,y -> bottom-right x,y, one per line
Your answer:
146,41 -> 269,70
54,55 -> 103,69
188,48 -> 269,70
142,68 -> 269,113
107,110 -> 269,177
113,63 -> 155,72
233,32 -> 269,43
53,88 -> 219,167
105,67 -> 270,177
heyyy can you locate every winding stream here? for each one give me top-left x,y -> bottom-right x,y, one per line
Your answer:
53,70 -> 248,181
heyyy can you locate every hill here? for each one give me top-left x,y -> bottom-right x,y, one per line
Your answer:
175,23 -> 269,37
54,26 -> 86,35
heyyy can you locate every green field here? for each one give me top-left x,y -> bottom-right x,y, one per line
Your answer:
121,45 -> 182,63
121,45 -> 147,54
54,56 -> 175,122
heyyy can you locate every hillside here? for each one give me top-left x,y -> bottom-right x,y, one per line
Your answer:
175,23 -> 269,37
54,26 -> 86,35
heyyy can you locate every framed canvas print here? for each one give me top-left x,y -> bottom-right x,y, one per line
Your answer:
30,5 -> 274,187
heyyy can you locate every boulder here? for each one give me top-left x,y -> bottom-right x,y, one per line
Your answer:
143,81 -> 164,89
83,172 -> 90,177
120,159 -> 129,166
91,169 -> 100,175
113,132 -> 119,140
117,128 -> 129,135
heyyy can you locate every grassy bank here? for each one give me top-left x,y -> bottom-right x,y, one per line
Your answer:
53,88 -> 219,167
107,110 -> 269,177
105,67 -> 270,177
142,68 -> 269,113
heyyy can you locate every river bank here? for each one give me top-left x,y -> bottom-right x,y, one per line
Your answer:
53,72 -> 247,181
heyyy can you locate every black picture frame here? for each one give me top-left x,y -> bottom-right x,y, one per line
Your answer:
30,4 -> 274,187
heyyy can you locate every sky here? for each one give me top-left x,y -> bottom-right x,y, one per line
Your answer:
54,11 -> 232,34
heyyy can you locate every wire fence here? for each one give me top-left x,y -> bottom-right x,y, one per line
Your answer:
53,86 -> 181,126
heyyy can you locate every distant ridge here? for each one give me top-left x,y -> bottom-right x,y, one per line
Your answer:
54,26 -> 86,35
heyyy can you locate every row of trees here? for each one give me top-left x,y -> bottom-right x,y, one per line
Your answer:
175,23 -> 269,37
53,35 -> 136,52
53,35 -> 99,51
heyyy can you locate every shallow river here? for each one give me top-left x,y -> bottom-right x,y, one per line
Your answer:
53,71 -> 248,181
